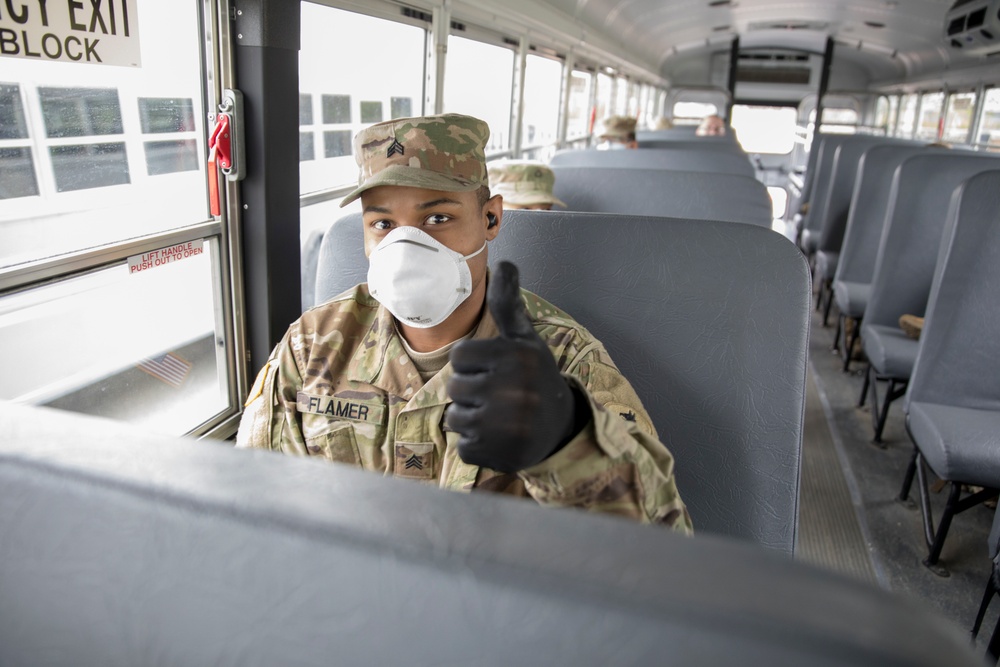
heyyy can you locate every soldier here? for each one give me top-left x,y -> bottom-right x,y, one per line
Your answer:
597,115 -> 638,149
236,113 -> 691,532
696,114 -> 727,137
488,160 -> 566,211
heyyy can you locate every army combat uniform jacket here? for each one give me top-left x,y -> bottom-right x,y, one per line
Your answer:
237,284 -> 692,533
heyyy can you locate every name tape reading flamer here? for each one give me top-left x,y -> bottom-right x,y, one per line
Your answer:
128,240 -> 204,275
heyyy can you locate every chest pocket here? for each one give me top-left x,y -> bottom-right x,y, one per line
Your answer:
305,423 -> 362,466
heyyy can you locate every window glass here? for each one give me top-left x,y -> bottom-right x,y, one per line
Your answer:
323,130 -> 352,158
39,87 -> 124,137
144,139 -> 199,176
731,105 -> 797,154
521,54 -> 562,148
0,1 -> 208,270
942,91 -> 976,143
810,106 -> 858,134
673,101 -> 718,120
595,72 -> 613,128
138,98 -> 195,133
916,92 -> 944,140
299,132 -> 315,161
299,94 -> 313,125
896,94 -> 919,137
299,4 -> 425,194
614,77 -> 630,115
0,241 -> 228,435
444,35 -> 515,152
50,143 -> 130,191
886,95 -> 899,135
978,87 -> 1000,147
0,84 -> 29,139
360,101 -> 383,123
0,147 -> 39,199
874,97 -> 890,129
391,96 -> 412,119
322,94 -> 351,123
566,70 -> 592,139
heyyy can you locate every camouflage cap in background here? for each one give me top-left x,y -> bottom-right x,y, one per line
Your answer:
599,115 -> 637,140
488,160 -> 566,208
340,113 -> 490,206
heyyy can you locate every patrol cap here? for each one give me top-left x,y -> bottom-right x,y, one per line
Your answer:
340,113 -> 490,207
599,115 -> 637,140
488,160 -> 566,208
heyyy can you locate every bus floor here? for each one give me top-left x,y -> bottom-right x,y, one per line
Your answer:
798,303 -> 996,652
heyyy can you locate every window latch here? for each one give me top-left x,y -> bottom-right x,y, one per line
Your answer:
207,89 -> 245,216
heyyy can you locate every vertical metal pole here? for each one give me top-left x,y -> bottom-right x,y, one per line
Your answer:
810,37 -> 835,157
726,36 -> 740,121
510,35 -> 528,157
556,51 -> 575,149
426,1 -> 450,115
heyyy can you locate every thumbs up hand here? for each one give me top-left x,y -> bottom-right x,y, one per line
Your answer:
446,261 -> 582,473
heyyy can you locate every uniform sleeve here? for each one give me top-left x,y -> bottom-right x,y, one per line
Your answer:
517,355 -> 693,534
234,329 -> 310,456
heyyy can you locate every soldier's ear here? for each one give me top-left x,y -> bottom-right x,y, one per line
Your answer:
487,213 -> 498,229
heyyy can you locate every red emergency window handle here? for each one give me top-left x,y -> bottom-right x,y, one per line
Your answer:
207,114 -> 232,217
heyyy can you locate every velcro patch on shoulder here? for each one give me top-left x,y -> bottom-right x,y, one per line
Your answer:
605,402 -> 654,435
244,362 -> 271,407
297,391 -> 385,424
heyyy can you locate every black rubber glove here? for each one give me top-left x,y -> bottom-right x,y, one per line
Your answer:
446,261 -> 586,473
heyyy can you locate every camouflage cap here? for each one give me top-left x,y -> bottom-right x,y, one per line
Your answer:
488,160 -> 566,208
599,115 -> 637,140
340,113 -> 490,207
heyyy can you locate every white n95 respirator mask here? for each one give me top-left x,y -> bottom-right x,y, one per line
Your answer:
367,227 -> 487,328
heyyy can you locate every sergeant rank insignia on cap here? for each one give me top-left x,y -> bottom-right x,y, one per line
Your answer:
386,138 -> 405,157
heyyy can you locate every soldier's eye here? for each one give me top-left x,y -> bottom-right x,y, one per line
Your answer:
371,219 -> 392,230
425,214 -> 451,225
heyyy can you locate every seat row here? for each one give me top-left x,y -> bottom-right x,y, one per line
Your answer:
792,132 -> 1000,649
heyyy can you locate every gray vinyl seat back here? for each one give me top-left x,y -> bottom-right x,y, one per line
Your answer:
549,147 -> 755,177
638,139 -> 746,153
636,126 -> 700,140
550,166 -> 773,226
788,133 -> 828,217
798,134 -> 852,240
815,137 -> 917,255
833,144 -> 942,299
864,152 -> 1000,332
316,211 -> 811,552
300,227 -> 327,310
0,402 -> 980,667
905,170 -> 1000,414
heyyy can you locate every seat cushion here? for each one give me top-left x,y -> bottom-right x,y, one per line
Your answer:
833,281 -> 870,319
862,324 -> 919,379
816,251 -> 840,281
908,401 -> 1000,487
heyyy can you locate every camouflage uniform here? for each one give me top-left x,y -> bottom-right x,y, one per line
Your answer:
237,284 -> 692,531
237,112 -> 691,533
488,161 -> 566,209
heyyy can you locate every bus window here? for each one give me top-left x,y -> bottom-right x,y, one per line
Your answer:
731,105 -> 797,154
886,95 -> 900,135
444,35 -> 515,153
916,92 -> 945,140
299,4 -> 425,195
0,0 -> 239,437
897,94 -> 919,137
616,76 -> 632,116
810,107 -> 859,134
673,101 -> 719,124
942,91 -> 977,144
874,95 -> 898,134
977,87 -> 1000,147
520,54 -> 562,152
566,70 -> 594,140
595,72 -> 614,128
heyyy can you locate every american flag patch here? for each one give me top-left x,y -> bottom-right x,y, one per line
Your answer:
137,352 -> 192,388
